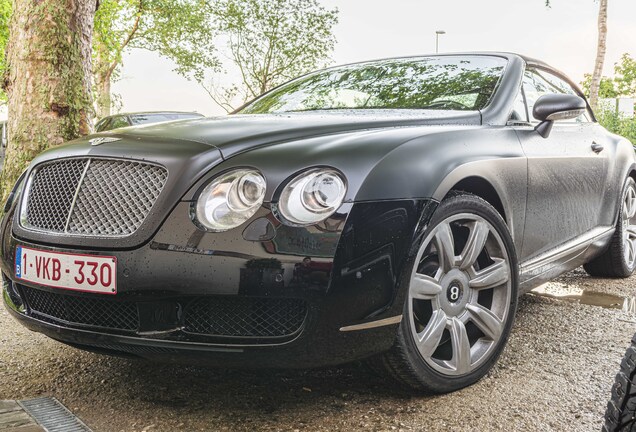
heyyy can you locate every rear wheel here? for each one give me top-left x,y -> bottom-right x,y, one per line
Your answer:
585,177 -> 636,278
377,193 -> 518,393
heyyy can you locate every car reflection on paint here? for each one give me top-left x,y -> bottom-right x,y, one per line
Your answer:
94,111 -> 204,133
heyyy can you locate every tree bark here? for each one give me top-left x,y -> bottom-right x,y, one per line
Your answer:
1,0 -> 97,203
94,67 -> 112,119
93,38 -> 112,119
589,0 -> 608,111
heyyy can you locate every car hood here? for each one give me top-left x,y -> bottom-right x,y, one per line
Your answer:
17,109 -> 483,249
101,110 -> 482,158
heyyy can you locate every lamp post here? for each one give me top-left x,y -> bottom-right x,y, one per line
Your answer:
435,30 -> 446,53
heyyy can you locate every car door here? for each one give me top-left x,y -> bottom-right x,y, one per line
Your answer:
512,68 -> 610,261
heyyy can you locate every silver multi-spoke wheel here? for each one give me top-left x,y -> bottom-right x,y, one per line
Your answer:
585,177 -> 636,278
407,213 -> 512,376
622,183 -> 636,268
378,193 -> 517,393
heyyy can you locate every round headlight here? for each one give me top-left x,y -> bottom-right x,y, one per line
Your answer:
195,169 -> 266,232
278,168 -> 347,226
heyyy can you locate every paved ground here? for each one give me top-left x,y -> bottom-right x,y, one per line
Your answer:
0,401 -> 44,432
1,268 -> 634,432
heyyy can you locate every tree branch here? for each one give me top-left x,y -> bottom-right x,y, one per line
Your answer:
229,34 -> 258,98
106,0 -> 144,78
200,82 -> 235,113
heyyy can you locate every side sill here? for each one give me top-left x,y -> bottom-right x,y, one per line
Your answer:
518,226 -> 614,292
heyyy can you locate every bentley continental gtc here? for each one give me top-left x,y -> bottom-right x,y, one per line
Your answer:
2,53 -> 635,393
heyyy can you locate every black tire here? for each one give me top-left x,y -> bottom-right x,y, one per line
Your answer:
585,177 -> 636,278
604,334 -> 636,431
376,192 -> 519,393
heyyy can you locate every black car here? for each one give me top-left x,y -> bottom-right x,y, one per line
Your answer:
94,111 -> 204,132
2,53 -> 635,393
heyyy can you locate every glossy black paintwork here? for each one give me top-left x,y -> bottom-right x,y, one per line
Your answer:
2,199 -> 435,367
12,138 -> 222,249
2,52 -> 636,367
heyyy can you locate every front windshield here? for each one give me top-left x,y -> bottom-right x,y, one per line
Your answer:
239,56 -> 508,114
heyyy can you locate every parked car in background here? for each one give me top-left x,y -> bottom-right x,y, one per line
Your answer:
2,53 -> 635,394
95,111 -> 204,132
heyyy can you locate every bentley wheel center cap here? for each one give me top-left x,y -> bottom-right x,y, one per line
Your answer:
446,280 -> 464,304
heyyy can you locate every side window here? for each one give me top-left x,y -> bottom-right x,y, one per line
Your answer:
509,88 -> 529,123
523,69 -> 591,123
95,118 -> 109,132
130,114 -> 159,125
109,116 -> 131,129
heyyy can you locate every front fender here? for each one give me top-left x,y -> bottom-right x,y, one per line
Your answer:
356,127 -> 527,246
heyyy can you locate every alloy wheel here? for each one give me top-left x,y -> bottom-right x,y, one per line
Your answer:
622,182 -> 636,268
407,213 -> 512,376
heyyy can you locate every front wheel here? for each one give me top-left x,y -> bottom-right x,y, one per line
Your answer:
377,192 -> 519,393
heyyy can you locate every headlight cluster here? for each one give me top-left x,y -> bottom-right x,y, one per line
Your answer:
278,168 -> 347,226
194,167 -> 347,232
195,169 -> 266,232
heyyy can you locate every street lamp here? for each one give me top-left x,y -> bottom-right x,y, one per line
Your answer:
435,30 -> 446,54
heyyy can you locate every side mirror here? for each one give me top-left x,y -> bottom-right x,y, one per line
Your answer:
533,94 -> 587,138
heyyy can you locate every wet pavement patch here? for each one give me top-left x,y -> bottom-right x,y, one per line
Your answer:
0,398 -> 91,432
531,282 -> 636,314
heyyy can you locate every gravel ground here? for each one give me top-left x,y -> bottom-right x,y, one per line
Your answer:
1,268 -> 634,432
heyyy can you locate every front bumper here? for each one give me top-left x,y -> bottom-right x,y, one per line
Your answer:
2,199 -> 436,368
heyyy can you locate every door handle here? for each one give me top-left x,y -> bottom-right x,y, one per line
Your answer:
591,142 -> 604,153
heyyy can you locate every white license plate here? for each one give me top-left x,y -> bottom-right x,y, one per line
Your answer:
15,245 -> 117,294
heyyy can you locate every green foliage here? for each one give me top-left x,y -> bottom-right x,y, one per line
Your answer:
0,0 -> 10,104
614,53 -> 636,97
581,74 -> 618,98
207,0 -> 338,111
93,0 -> 126,79
93,0 -> 219,114
597,107 -> 636,145
132,0 -> 220,82
581,54 -> 636,99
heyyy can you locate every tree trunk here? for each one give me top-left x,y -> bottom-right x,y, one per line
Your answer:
1,0 -> 97,203
95,69 -> 112,119
93,38 -> 112,119
589,0 -> 608,111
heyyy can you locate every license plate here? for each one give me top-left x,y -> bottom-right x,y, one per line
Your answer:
15,245 -> 117,294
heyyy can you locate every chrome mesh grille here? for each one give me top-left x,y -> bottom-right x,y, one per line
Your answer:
23,158 -> 167,237
24,159 -> 86,232
67,160 -> 168,236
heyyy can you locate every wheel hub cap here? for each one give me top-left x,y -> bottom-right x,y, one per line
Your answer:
440,270 -> 470,315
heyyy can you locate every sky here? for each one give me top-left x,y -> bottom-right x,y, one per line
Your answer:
112,0 -> 636,117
